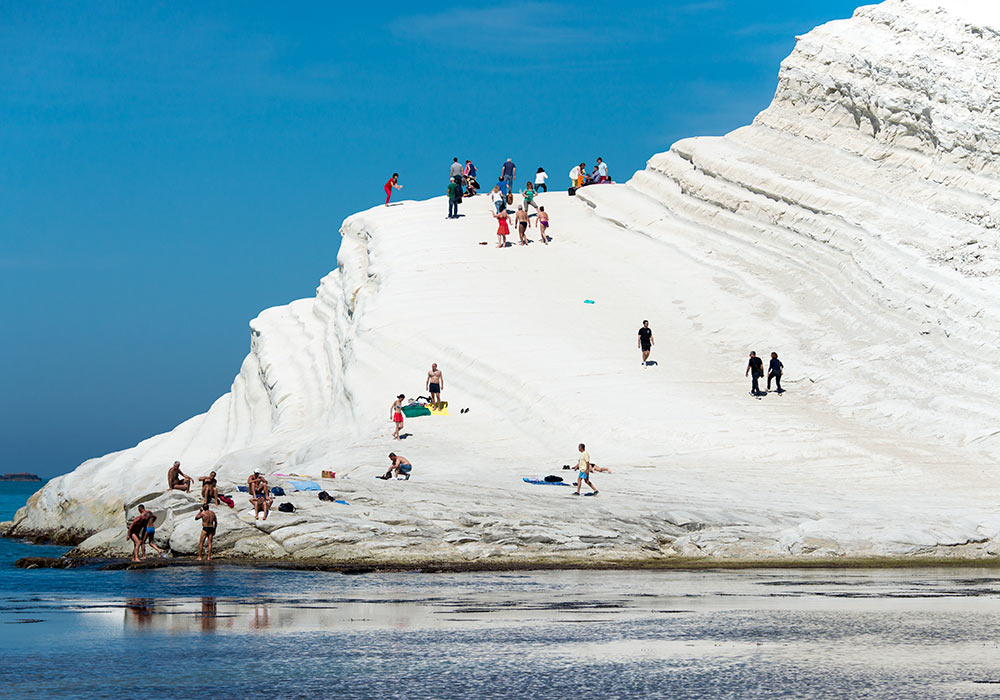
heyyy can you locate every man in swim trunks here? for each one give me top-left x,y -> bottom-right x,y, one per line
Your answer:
515,206 -> 529,245
638,320 -> 654,365
195,503 -> 218,561
537,207 -> 549,244
167,461 -> 192,492
140,509 -> 164,558
380,452 -> 412,480
573,443 -> 598,496
199,470 -> 220,505
127,505 -> 154,562
426,363 -> 444,408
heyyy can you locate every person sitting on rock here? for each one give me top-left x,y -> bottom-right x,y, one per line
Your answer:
379,453 -> 412,480
195,503 -> 217,561
167,461 -> 192,492
247,471 -> 265,497
199,471 -> 220,505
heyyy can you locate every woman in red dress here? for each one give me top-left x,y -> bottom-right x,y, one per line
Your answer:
384,173 -> 402,206
495,210 -> 510,248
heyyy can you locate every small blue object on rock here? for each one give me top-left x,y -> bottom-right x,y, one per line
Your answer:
584,299 -> 595,304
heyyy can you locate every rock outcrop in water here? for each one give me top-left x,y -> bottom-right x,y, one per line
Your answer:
7,0 -> 1000,563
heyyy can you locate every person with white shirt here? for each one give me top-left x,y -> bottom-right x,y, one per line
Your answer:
569,164 -> 581,188
534,167 -> 549,192
596,157 -> 609,183
490,185 -> 505,214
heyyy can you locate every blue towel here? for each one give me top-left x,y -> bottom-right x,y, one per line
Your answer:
522,477 -> 571,486
237,486 -> 249,493
289,480 -> 321,492
335,499 -> 349,505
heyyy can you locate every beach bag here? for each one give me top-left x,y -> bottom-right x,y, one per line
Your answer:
271,486 -> 285,496
543,475 -> 563,483
318,490 -> 333,502
506,193 -> 514,205
278,502 -> 295,513
568,187 -> 576,196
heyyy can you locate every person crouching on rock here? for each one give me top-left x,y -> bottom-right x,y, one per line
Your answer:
199,470 -> 220,505
391,394 -> 405,440
127,505 -> 154,562
195,503 -> 217,561
167,461 -> 192,492
380,453 -> 412,480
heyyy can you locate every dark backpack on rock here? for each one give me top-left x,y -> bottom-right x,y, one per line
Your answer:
318,491 -> 333,502
278,502 -> 294,512
543,475 -> 564,483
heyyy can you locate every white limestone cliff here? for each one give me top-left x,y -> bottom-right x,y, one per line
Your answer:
7,0 -> 1000,563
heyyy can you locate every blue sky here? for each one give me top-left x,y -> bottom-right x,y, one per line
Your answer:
1,1 -> 860,477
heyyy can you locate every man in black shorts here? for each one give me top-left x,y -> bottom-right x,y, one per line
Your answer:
426,363 -> 444,408
195,504 -> 218,561
746,351 -> 764,396
638,320 -> 654,365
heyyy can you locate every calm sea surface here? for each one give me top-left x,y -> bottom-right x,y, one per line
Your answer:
3,482 -> 1000,699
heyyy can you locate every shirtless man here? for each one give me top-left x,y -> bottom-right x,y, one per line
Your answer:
426,363 -> 444,408
127,505 -> 154,562
514,206 -> 529,245
199,471 -> 220,505
247,471 -> 264,497
167,461 -> 192,492
379,452 -> 413,480
195,504 -> 218,561
140,510 -> 164,558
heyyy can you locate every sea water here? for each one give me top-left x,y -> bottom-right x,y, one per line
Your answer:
3,483 -> 1000,700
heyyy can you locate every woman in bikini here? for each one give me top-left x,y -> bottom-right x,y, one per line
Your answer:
391,394 -> 405,440
538,206 -> 550,245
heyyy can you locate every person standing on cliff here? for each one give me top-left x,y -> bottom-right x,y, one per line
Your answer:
167,462 -> 192,492
596,157 -> 610,183
384,173 -> 402,206
573,443 -> 598,496
195,504 -> 217,561
746,351 -> 764,396
450,157 -> 464,184
495,208 -> 511,248
501,158 -> 516,194
426,363 -> 444,408
638,320 -> 654,365
447,177 -> 460,219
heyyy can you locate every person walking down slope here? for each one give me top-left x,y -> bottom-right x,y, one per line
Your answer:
384,173 -> 402,206
391,394 -> 405,440
638,320 -> 654,365
535,167 -> 548,192
501,158 -> 516,194
572,443 -> 598,496
746,351 -> 764,397
768,352 -> 784,393
447,177 -> 461,219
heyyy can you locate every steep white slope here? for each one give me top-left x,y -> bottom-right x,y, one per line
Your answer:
7,0 -> 1000,561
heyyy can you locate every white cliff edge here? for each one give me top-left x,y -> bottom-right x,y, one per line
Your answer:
8,0 -> 1000,563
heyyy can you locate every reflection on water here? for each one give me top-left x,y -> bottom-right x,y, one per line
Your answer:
5,569 -> 1000,699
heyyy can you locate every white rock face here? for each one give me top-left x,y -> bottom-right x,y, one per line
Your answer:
7,0 -> 1000,562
